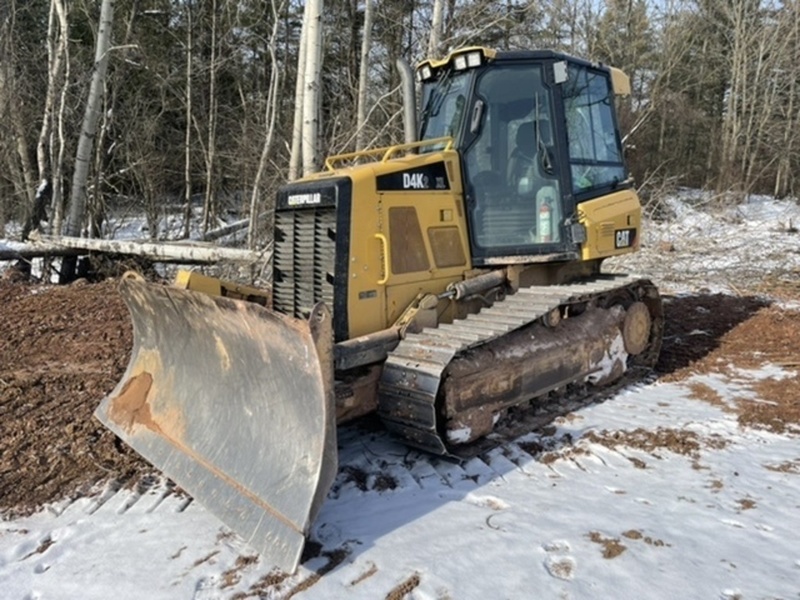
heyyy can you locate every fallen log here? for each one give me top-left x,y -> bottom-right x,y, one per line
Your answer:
0,243 -> 82,261
28,233 -> 270,265
197,212 -> 269,242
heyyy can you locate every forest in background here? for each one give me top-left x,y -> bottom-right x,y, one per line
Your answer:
1,0 -> 799,248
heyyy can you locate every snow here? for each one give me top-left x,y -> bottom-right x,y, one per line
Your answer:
607,191 -> 800,293
3,378 -> 799,599
2,194 -> 800,599
585,332 -> 627,384
446,426 -> 472,444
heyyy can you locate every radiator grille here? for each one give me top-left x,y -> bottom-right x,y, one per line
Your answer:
273,208 -> 336,321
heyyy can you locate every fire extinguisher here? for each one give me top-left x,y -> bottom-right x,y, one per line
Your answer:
538,200 -> 552,243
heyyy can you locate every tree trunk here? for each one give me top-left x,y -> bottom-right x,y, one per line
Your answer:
182,0 -> 194,239
248,0 -> 282,249
202,0 -> 220,235
50,25 -> 70,238
89,0 -> 138,239
355,0 -> 374,151
427,0 -> 444,58
35,233 -> 266,265
288,6 -> 309,181
62,0 -> 115,281
301,0 -> 323,177
36,0 -> 67,184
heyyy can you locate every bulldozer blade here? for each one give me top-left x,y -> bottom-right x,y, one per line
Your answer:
95,275 -> 337,573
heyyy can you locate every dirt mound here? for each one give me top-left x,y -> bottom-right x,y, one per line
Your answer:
0,278 -> 153,517
661,297 -> 800,434
655,293 -> 771,376
1,279 -> 798,518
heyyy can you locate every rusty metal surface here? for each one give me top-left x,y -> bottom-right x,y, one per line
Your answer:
94,278 -> 336,573
378,274 -> 663,455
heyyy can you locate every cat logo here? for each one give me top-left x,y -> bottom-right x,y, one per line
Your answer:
614,228 -> 636,249
403,173 -> 428,189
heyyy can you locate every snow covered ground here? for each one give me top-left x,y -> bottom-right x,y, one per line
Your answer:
2,378 -> 799,599
2,194 -> 799,599
608,191 -> 800,295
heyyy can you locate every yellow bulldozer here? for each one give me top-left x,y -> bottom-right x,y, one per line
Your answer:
95,47 -> 663,572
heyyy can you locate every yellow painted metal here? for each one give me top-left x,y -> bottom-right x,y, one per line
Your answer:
577,189 -> 643,261
609,67 -> 632,96
372,157 -> 471,328
314,147 -> 472,339
416,46 -> 497,73
374,233 -> 390,285
173,270 -> 271,305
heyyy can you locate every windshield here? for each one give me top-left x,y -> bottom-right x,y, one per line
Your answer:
419,70 -> 471,147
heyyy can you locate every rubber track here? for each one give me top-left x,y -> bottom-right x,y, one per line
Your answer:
377,274 -> 657,456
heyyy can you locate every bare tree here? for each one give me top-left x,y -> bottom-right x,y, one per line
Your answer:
2,4 -> 37,237
288,5 -> 309,181
48,0 -> 71,238
248,0 -> 285,249
427,0 -> 444,57
64,1 -> 114,235
301,0 -> 324,177
355,0 -> 374,151
202,0 -> 221,234
62,0 -> 115,281
182,0 -> 195,239
773,1 -> 799,197
716,0 -> 794,195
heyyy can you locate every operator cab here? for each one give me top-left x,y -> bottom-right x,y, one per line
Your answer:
417,48 -> 630,267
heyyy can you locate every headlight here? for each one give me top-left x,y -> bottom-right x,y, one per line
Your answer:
466,51 -> 482,68
416,64 -> 434,82
454,55 -> 468,70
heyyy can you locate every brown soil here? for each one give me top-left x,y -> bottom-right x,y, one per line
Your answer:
587,531 -> 627,559
659,296 -> 800,434
0,278 -> 152,518
1,279 -> 798,519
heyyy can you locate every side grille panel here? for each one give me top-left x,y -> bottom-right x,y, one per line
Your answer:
273,208 -> 337,322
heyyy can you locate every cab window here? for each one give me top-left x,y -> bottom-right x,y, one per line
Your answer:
563,66 -> 626,195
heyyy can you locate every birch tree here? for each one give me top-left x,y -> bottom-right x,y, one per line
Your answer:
62,0 -> 115,280
48,0 -> 71,237
36,0 -> 68,193
183,0 -> 195,238
202,0 -> 220,234
355,0 -> 374,151
288,6 -> 309,180
427,0 -> 444,57
248,0 -> 284,249
301,0 -> 324,176
64,0 -> 115,239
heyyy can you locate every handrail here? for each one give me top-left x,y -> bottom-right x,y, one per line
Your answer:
374,233 -> 390,285
324,137 -> 454,171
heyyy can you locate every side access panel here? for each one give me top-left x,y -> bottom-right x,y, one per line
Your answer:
95,276 -> 337,573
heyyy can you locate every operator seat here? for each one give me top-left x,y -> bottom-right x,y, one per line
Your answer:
508,121 -> 537,193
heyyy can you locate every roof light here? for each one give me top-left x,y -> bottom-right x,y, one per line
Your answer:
416,62 -> 435,82
466,51 -> 482,68
453,55 -> 468,70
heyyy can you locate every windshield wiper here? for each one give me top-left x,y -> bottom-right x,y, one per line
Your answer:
419,69 -> 454,139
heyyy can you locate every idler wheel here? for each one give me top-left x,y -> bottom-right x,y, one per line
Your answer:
623,301 -> 651,355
